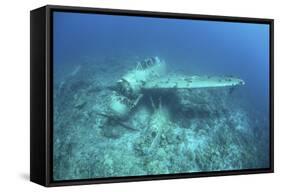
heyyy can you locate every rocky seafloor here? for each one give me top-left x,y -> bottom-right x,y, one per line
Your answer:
53,56 -> 269,180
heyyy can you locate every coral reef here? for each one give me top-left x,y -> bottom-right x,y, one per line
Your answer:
53,57 -> 269,180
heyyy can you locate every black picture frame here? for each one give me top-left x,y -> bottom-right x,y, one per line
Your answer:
30,4 -> 274,187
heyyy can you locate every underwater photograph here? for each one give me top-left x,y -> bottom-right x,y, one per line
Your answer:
52,11 -> 270,181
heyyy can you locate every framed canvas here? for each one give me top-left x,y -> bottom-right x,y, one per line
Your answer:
30,5 -> 274,187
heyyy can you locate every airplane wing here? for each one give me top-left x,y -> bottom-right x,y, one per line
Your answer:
143,75 -> 245,89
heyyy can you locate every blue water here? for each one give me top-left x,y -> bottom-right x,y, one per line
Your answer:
53,11 -> 270,180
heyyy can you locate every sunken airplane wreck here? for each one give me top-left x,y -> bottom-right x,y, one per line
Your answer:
96,56 -> 245,127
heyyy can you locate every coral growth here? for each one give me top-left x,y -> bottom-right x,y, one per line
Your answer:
53,57 -> 269,180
